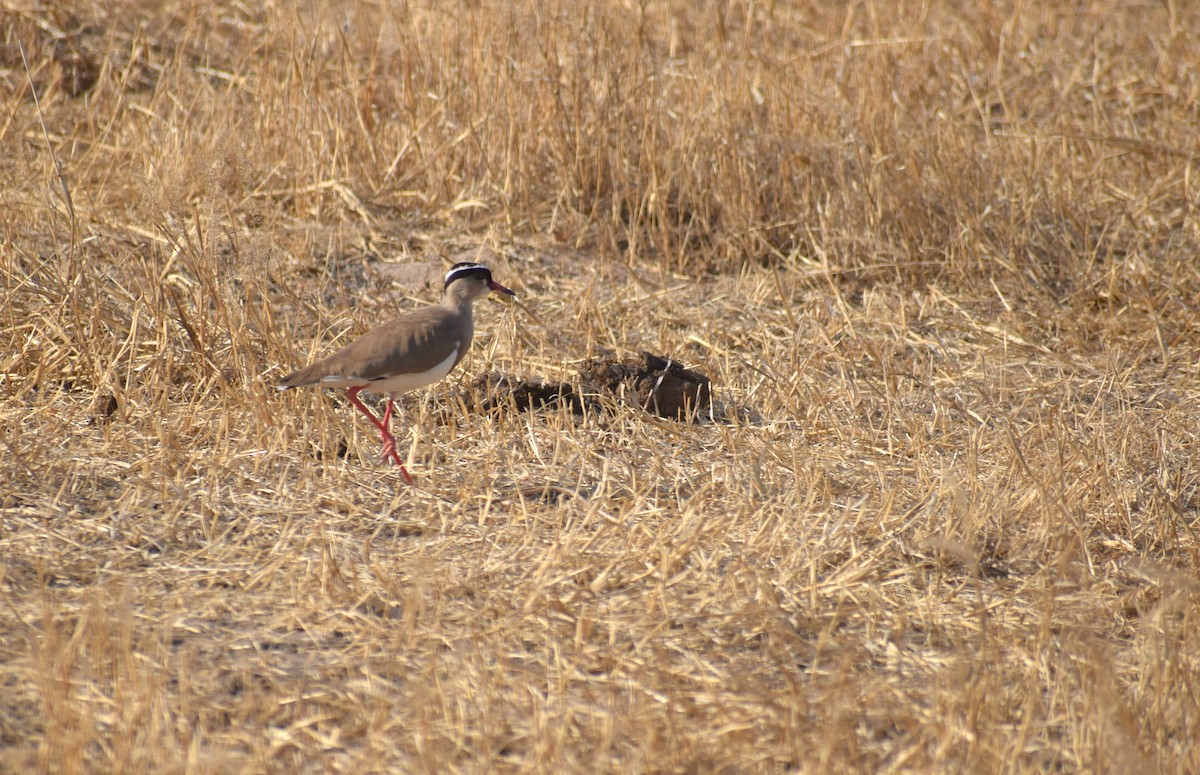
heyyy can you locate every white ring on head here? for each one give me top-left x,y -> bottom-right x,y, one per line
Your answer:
444,263 -> 490,286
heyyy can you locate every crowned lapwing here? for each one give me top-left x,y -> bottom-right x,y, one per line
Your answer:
278,262 -> 516,483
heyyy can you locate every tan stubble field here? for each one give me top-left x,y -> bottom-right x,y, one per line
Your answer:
2,1 -> 1200,772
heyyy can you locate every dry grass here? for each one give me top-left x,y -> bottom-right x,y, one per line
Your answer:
3,0 -> 1200,772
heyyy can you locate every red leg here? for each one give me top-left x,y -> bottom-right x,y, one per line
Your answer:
346,387 -> 413,484
378,399 -> 397,460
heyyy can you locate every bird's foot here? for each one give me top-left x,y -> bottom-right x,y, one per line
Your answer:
378,434 -> 414,485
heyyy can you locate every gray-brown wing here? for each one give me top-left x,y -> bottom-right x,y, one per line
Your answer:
279,305 -> 469,388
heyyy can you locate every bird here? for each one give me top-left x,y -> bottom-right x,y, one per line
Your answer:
278,262 -> 516,483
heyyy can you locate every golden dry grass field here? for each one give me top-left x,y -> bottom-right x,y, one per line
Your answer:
3,1 -> 1200,772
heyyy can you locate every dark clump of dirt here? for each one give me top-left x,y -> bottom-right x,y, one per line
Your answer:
88,391 -> 119,425
467,352 -> 712,421
579,352 -> 712,420
468,375 -> 584,414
